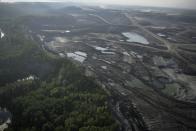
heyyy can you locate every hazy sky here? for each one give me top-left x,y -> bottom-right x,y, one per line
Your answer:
2,0 -> 196,9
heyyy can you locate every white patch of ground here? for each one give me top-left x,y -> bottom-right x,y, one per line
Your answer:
54,37 -> 68,43
17,75 -> 36,82
1,31 -> 5,39
140,9 -> 152,13
167,37 -> 177,42
73,41 -> 81,43
42,30 -> 71,33
157,33 -> 166,37
123,52 -> 130,56
42,30 -> 64,33
67,51 -> 87,63
45,37 -> 68,51
101,66 -> 107,70
37,34 -> 45,42
122,32 -> 149,44
26,76 -> 35,80
167,13 -> 180,16
65,30 -> 71,33
59,53 -> 65,58
101,51 -> 115,55
93,46 -> 108,51
123,50 -> 142,64
93,46 -> 115,55
150,26 -> 166,29
75,51 -> 87,57
130,51 -> 143,59
0,118 -> 11,131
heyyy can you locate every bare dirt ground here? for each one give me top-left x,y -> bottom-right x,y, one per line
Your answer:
29,6 -> 196,131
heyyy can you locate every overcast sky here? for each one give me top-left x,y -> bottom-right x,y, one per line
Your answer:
2,0 -> 196,9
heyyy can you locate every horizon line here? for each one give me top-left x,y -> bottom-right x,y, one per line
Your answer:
0,1 -> 196,10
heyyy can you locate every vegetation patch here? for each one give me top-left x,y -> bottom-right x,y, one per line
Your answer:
0,22 -> 118,131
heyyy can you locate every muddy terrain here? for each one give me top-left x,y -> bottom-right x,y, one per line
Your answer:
27,5 -> 196,131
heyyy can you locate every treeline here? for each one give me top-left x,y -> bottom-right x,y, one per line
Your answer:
0,21 -> 118,131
